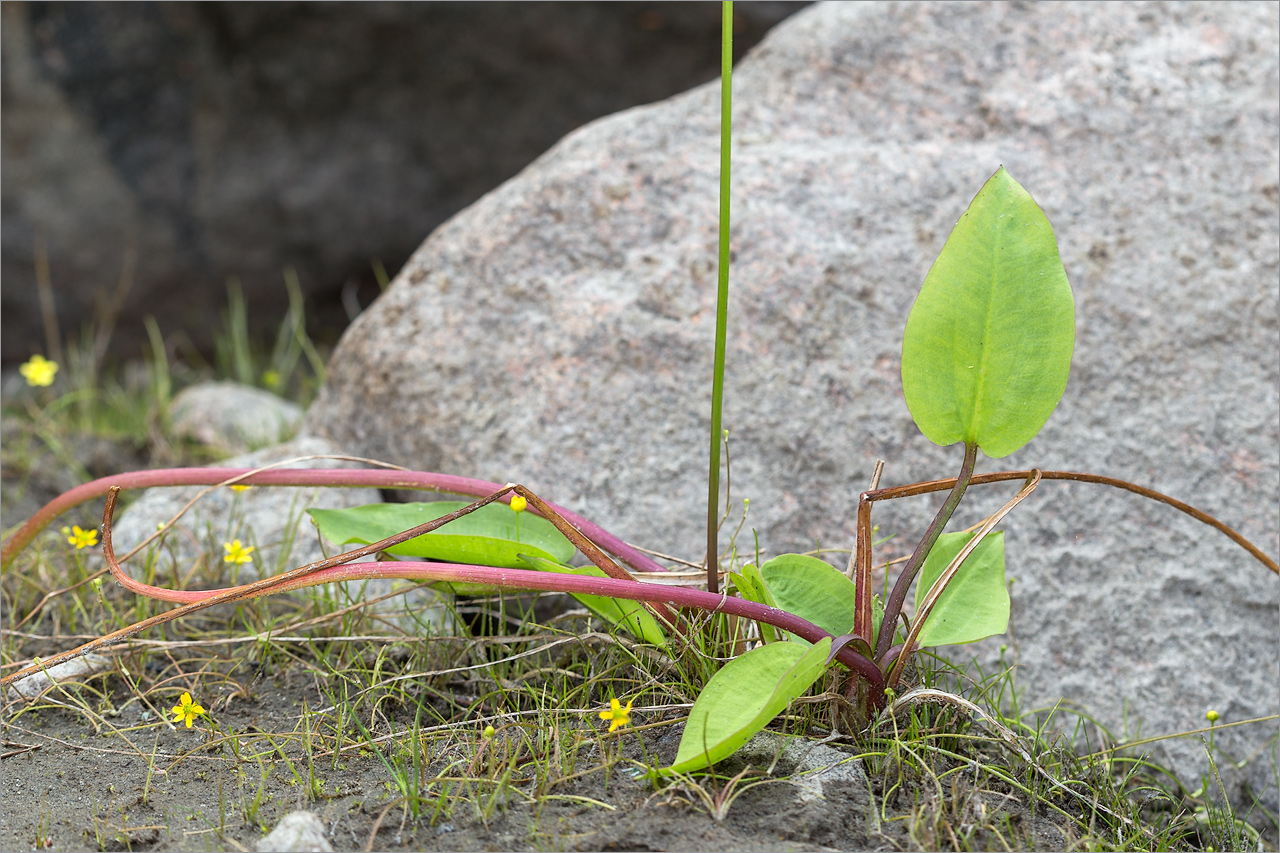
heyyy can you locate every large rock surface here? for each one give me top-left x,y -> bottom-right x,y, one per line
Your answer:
306,2 -> 1279,803
0,2 -> 802,362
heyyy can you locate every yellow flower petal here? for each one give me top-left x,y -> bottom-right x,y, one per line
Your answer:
19,354 -> 58,387
223,540 -> 254,564
600,697 -> 632,732
67,525 -> 98,549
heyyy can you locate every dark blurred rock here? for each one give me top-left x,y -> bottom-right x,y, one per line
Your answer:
1,1 -> 806,362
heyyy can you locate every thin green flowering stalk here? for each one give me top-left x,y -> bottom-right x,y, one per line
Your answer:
705,0 -> 734,594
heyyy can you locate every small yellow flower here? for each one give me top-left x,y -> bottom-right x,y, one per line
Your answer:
67,525 -> 98,550
510,495 -> 527,513
223,539 -> 254,564
229,484 -> 252,492
1206,709 -> 1220,723
171,692 -> 205,728
599,697 -> 633,733
483,725 -> 495,739
19,354 -> 58,387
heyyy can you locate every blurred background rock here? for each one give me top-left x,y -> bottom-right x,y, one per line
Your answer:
1,1 -> 806,364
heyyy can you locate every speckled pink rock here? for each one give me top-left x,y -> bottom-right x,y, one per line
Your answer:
307,2 -> 1278,808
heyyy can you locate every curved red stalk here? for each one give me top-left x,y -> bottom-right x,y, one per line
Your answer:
0,467 -> 667,575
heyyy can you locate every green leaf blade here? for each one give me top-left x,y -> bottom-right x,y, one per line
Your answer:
913,531 -> 1008,647
307,501 -> 575,568
759,554 -> 859,640
664,639 -> 831,776
901,167 -> 1075,458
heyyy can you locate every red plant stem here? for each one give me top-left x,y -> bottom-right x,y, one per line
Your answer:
851,496 -> 875,645
4,562 -> 886,696
265,561 -> 886,687
0,467 -> 668,575
10,467 -> 1272,577
860,469 -> 1277,575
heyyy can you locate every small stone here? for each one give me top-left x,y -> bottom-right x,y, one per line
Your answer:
5,654 -> 113,701
256,811 -> 333,853
734,731 -> 866,803
170,381 -> 304,454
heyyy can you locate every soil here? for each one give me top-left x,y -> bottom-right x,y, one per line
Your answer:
1,664 -> 1085,852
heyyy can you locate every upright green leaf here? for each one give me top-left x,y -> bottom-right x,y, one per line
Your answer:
730,564 -> 778,643
901,167 -> 1074,458
913,531 -> 1008,647
759,554 -> 859,640
663,639 -> 831,776
307,501 -> 574,568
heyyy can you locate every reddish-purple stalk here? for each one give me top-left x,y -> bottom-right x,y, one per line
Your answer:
3,483 -> 888,695
4,464 -> 1274,699
0,467 -> 666,575
253,560 -> 889,690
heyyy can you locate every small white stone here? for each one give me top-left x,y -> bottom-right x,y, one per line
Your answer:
256,811 -> 333,853
5,654 -> 113,700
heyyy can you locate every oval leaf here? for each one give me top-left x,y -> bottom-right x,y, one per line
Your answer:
759,554 -> 859,640
901,167 -> 1075,458
307,501 -> 574,568
913,531 -> 1008,647
664,638 -> 831,776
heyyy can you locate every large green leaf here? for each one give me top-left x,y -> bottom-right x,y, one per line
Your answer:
516,554 -> 667,647
307,501 -> 574,568
663,639 -> 831,776
731,563 -> 778,643
913,531 -> 1008,647
901,167 -> 1075,458
759,554 -> 859,640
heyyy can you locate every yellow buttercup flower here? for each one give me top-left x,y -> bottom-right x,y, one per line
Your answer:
67,525 -> 98,550
599,697 -> 633,733
223,539 -> 254,564
171,691 -> 205,728
20,354 -> 58,387
509,495 -> 527,513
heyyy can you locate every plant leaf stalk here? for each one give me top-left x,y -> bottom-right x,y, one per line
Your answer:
884,469 -> 1042,688
705,0 -> 733,594
871,441 -> 979,663
93,481 -> 683,629
6,465 -> 1273,578
0,463 -> 668,576
2,483 -> 886,695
